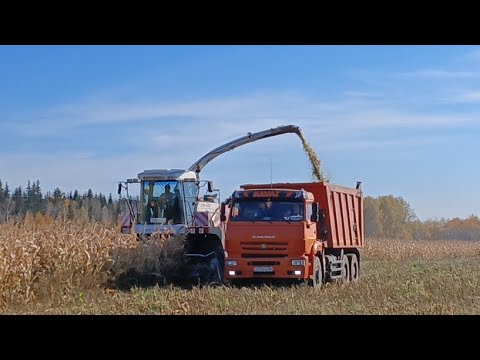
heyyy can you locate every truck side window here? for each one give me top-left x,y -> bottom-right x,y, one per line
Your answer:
232,203 -> 240,217
306,203 -> 313,221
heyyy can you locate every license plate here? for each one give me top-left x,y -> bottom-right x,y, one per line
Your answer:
254,266 -> 273,273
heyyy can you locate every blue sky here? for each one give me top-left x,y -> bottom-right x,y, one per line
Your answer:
1,45 -> 480,221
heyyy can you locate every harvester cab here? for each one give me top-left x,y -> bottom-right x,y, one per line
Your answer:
118,124 -> 303,283
118,170 -> 223,283
118,169 -> 218,236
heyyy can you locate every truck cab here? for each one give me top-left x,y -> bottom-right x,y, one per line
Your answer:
223,188 -> 321,282
223,182 -> 364,287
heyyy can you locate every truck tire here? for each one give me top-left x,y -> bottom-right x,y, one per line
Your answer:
308,256 -> 323,288
341,255 -> 350,283
347,254 -> 359,282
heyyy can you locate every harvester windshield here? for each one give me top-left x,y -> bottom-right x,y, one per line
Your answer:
140,179 -> 197,226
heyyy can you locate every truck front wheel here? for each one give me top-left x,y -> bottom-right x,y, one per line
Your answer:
308,256 -> 323,288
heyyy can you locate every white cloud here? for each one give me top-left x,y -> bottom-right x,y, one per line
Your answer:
323,135 -> 448,151
343,90 -> 378,98
452,91 -> 480,104
9,90 -> 480,144
458,48 -> 480,62
400,69 -> 480,79
7,92 -> 324,138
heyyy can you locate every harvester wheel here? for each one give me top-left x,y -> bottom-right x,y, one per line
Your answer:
347,254 -> 359,282
309,256 -> 323,288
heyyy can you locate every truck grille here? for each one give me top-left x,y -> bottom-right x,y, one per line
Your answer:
248,261 -> 280,266
241,254 -> 287,258
240,242 -> 288,258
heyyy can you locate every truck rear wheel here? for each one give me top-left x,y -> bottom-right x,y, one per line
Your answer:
347,254 -> 359,282
341,255 -> 350,283
308,256 -> 323,288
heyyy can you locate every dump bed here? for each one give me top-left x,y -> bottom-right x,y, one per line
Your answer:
240,182 -> 364,249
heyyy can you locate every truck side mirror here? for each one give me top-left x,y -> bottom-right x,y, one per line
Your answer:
319,209 -> 326,223
207,181 -> 214,193
118,183 -> 122,195
220,203 -> 226,222
310,202 -> 319,222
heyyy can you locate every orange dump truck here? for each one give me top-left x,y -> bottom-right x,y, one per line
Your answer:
221,182 -> 364,287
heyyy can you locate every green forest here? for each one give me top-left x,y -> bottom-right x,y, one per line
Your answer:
1,179 -> 479,241
0,180 -> 124,225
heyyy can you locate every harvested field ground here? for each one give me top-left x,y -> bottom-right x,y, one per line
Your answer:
1,221 -> 479,314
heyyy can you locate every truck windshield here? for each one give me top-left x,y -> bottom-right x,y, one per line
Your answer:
230,199 -> 304,222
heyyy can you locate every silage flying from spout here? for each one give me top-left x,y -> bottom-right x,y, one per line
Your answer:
296,130 -> 327,182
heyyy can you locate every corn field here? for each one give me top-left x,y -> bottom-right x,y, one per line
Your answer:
0,218 -> 185,308
1,220 -> 479,314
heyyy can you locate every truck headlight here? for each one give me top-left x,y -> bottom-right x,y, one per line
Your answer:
291,259 -> 305,266
226,260 -> 238,267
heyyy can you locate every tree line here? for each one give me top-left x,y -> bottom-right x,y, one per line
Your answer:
0,179 -> 128,225
1,180 -> 479,240
364,195 -> 480,241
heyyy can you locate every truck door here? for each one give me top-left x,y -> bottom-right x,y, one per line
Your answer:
305,202 -> 317,252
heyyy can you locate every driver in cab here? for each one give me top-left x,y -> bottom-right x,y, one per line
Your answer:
159,184 -> 176,222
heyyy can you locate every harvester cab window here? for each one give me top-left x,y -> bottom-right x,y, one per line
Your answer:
141,180 -> 184,225
145,198 -> 159,224
158,184 -> 175,219
183,181 -> 197,226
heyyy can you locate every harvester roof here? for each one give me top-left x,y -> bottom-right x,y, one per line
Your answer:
137,169 -> 197,181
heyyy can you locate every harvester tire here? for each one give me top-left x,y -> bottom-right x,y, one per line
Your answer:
210,244 -> 225,284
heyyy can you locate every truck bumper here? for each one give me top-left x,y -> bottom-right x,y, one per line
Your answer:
224,256 -> 309,280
